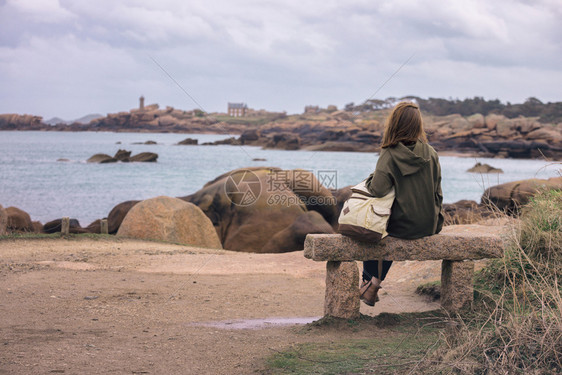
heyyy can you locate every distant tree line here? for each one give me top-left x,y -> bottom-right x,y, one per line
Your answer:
344,97 -> 562,124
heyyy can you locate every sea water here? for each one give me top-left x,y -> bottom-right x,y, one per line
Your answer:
0,131 -> 559,225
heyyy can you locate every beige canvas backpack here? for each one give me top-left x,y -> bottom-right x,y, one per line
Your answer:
337,180 -> 395,242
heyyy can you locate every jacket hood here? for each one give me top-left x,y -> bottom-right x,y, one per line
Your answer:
388,141 -> 430,176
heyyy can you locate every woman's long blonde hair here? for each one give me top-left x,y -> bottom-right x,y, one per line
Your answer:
381,101 -> 427,148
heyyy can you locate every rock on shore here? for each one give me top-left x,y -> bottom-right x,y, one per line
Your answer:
107,200 -> 140,234
177,137 -> 198,145
116,196 -> 222,248
87,153 -> 117,163
87,150 -> 158,163
2,105 -> 561,159
129,152 -> 158,162
467,163 -> 503,173
201,112 -> 562,159
5,206 -> 34,232
482,176 -> 562,213
43,218 -> 88,234
0,114 -> 44,130
181,167 -> 337,253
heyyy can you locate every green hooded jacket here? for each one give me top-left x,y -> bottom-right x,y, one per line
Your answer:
365,140 -> 444,239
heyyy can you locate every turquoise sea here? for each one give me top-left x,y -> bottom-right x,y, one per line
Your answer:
0,131 -> 560,225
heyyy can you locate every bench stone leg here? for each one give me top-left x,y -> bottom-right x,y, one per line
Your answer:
325,261 -> 360,319
441,260 -> 474,313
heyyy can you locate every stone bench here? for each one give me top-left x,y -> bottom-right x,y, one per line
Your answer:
304,224 -> 505,319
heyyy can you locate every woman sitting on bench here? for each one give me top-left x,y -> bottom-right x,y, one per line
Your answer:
360,101 -> 444,306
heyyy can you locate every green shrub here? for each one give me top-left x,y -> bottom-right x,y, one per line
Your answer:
519,189 -> 562,266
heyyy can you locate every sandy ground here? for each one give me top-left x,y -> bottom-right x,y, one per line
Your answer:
0,237 -> 448,374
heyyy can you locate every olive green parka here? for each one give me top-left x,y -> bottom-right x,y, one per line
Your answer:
366,140 -> 444,239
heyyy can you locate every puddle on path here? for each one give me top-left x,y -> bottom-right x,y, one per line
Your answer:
190,317 -> 321,330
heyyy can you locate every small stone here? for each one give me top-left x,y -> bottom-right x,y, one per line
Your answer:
467,162 -> 503,173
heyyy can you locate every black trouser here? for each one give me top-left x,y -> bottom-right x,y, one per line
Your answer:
363,260 -> 393,281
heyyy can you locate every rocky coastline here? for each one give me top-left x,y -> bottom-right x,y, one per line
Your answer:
2,167 -> 560,254
2,103 -> 561,245
1,103 -> 561,160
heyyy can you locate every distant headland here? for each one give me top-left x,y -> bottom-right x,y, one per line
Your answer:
1,96 -> 561,160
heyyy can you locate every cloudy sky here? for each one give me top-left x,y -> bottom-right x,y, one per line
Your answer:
1,0 -> 561,120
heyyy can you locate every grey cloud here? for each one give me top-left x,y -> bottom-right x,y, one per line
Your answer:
0,0 -> 560,119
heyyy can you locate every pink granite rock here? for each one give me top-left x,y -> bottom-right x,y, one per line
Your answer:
304,225 -> 504,262
325,261 -> 360,319
441,260 -> 475,311
117,196 -> 222,249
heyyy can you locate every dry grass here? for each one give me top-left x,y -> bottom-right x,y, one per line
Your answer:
418,189 -> 562,374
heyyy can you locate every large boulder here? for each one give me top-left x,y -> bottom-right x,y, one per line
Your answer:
107,200 -> 140,234
158,114 -> 177,127
284,169 -> 339,226
495,118 -> 517,138
85,219 -> 102,234
265,133 -> 300,150
514,118 -> 540,134
114,149 -> 131,161
181,167 -> 339,253
5,206 -> 33,232
449,115 -> 472,132
482,176 -> 562,213
485,114 -> 504,131
31,221 -> 43,233
526,127 -> 562,143
0,205 -> 7,235
0,114 -> 43,129
117,196 -> 222,249
240,130 -> 260,144
87,151 -> 158,163
467,113 -> 485,129
177,137 -> 198,145
43,218 -> 87,234
480,140 -> 553,159
87,153 -> 117,163
129,152 -> 158,162
261,211 -> 335,252
467,163 -> 503,173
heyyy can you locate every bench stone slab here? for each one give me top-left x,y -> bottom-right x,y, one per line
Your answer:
305,225 -> 504,262
304,225 -> 505,319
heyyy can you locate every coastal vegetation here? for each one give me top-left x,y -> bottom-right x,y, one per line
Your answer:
265,311 -> 446,374
420,189 -> 562,374
264,189 -> 562,374
347,96 -> 562,124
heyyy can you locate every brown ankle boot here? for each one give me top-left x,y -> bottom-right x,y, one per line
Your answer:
360,278 -> 381,306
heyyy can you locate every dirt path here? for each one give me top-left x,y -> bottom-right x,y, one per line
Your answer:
0,237 -> 444,374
